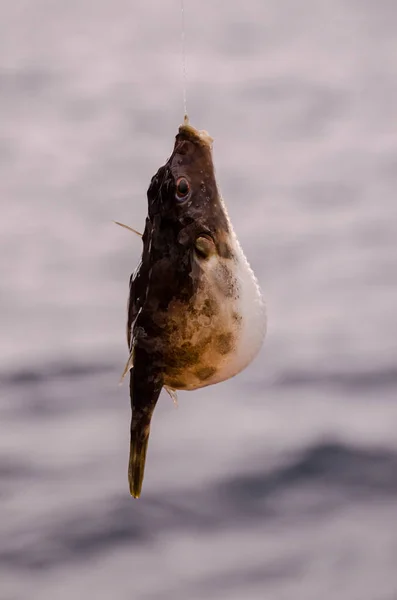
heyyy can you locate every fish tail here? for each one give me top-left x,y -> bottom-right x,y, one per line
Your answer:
128,360 -> 162,499
128,411 -> 152,498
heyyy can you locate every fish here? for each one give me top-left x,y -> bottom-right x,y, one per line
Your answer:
124,117 -> 266,498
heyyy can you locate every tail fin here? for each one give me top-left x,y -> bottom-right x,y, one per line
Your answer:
128,358 -> 162,498
128,411 -> 152,498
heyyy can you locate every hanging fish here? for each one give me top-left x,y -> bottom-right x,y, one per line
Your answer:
122,117 -> 266,498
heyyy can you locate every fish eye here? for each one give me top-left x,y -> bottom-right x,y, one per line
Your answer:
175,177 -> 190,200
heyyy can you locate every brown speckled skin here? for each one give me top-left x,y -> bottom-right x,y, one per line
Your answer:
126,124 -> 239,497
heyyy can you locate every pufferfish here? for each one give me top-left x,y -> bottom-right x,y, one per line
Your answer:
120,117 -> 266,498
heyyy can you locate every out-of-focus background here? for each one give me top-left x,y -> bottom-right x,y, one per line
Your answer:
1,1 -> 397,598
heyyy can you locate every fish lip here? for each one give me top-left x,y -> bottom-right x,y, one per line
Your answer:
178,119 -> 214,149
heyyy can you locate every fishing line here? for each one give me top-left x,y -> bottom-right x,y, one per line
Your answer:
180,0 -> 188,120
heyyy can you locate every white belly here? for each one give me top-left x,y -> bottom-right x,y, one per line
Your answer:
197,231 -> 267,389
161,228 -> 266,392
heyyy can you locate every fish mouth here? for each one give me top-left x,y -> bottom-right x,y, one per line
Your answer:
178,115 -> 214,149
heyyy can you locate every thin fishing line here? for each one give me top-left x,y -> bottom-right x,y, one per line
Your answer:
180,0 -> 188,119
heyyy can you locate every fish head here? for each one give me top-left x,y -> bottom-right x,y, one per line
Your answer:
147,120 -> 233,262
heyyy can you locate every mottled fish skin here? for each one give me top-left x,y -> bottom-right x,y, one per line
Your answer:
126,120 -> 266,497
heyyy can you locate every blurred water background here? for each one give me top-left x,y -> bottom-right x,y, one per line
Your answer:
1,1 -> 397,599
